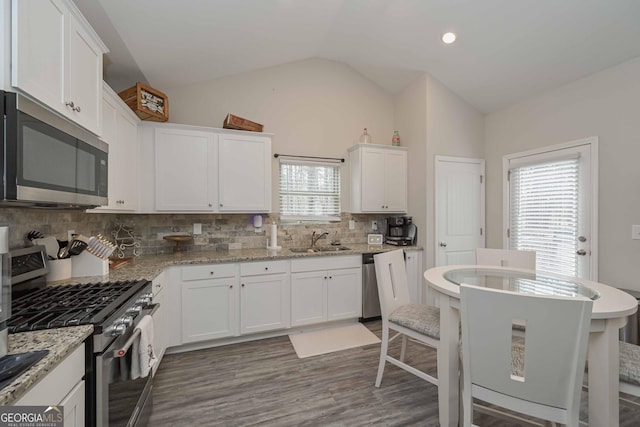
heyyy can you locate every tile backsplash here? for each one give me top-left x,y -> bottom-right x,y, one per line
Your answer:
0,208 -> 390,254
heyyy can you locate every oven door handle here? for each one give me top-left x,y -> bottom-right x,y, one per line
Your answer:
144,303 -> 160,316
113,303 -> 160,358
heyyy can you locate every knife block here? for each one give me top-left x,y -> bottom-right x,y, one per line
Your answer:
47,258 -> 72,282
72,251 -> 109,278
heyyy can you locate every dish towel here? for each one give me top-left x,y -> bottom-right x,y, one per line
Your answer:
131,314 -> 157,379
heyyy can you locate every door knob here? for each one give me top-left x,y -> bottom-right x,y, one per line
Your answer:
439,242 -> 447,247
576,249 -> 587,256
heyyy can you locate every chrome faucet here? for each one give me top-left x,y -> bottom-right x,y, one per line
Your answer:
311,231 -> 329,248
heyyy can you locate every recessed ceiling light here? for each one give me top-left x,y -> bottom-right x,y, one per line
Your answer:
442,32 -> 456,44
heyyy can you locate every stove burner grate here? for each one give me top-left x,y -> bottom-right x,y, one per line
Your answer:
8,280 -> 150,333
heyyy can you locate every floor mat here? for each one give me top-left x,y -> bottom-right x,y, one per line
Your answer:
289,323 -> 381,358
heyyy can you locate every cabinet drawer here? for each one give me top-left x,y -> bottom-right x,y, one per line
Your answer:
291,255 -> 361,273
182,263 -> 237,281
240,260 -> 288,276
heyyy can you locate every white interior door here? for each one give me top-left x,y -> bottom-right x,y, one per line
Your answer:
436,156 -> 485,266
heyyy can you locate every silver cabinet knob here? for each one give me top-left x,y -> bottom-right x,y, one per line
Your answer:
65,101 -> 81,112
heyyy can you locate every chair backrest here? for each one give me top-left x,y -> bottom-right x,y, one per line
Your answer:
374,250 -> 409,318
460,284 -> 592,422
476,248 -> 536,269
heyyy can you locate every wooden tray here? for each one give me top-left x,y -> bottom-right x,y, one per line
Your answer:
223,114 -> 263,132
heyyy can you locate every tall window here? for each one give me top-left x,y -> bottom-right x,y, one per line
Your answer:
279,160 -> 341,221
505,139 -> 596,279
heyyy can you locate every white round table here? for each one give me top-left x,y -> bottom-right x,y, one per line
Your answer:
424,265 -> 638,427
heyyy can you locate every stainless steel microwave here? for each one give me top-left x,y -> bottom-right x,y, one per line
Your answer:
1,91 -> 108,208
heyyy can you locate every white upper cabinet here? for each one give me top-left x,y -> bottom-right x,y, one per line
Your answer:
349,144 -> 408,213
139,122 -> 272,213
91,84 -> 139,212
154,127 -> 217,211
11,0 -> 107,136
218,134 -> 271,212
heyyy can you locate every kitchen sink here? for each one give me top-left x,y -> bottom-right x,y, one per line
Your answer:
289,247 -> 318,253
0,350 -> 49,390
316,246 -> 351,252
289,246 -> 351,253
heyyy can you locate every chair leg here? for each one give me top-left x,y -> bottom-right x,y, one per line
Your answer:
461,364 -> 472,427
375,325 -> 390,387
400,335 -> 408,362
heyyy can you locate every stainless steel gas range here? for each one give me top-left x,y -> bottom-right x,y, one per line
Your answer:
9,246 -> 156,427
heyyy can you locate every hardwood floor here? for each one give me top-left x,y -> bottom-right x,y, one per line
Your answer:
149,321 -> 640,426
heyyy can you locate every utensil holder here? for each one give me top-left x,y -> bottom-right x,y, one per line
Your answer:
47,258 -> 72,282
72,251 -> 109,278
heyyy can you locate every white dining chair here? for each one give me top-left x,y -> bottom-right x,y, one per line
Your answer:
373,249 -> 441,389
620,341 -> 640,400
460,283 -> 593,426
475,248 -> 536,269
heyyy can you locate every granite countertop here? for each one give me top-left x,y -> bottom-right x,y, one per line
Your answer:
1,244 -> 421,404
1,325 -> 93,405
61,243 -> 423,284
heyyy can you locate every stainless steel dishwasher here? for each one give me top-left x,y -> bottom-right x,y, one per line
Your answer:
361,252 -> 383,321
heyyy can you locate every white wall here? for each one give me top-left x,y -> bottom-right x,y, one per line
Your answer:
395,75 -> 427,262
394,74 -> 484,274
485,57 -> 640,290
425,75 -> 485,269
163,58 -> 395,212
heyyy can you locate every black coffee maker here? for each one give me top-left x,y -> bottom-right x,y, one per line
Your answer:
385,216 -> 417,246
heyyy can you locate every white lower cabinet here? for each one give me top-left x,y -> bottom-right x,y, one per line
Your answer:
327,267 -> 361,321
151,273 -> 167,375
240,260 -> 290,334
180,264 -> 239,343
167,255 -> 366,348
291,255 -> 362,327
291,271 -> 326,326
16,344 -> 85,427
60,380 -> 85,427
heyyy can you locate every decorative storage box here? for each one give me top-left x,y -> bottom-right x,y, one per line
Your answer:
223,114 -> 263,132
118,82 -> 169,122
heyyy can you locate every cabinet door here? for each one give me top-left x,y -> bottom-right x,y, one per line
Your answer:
155,128 -> 217,211
383,150 -> 408,212
152,286 -> 166,376
61,380 -> 85,427
218,134 -> 271,212
116,111 -> 139,211
66,17 -> 103,135
11,0 -> 66,111
327,267 -> 362,321
291,271 -> 327,326
240,274 -> 290,334
182,277 -> 238,343
360,148 -> 386,212
405,250 -> 423,304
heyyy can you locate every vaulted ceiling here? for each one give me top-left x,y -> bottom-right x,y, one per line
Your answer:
75,0 -> 640,113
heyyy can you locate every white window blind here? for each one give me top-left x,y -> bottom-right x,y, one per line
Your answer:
279,159 -> 341,221
509,157 -> 580,276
